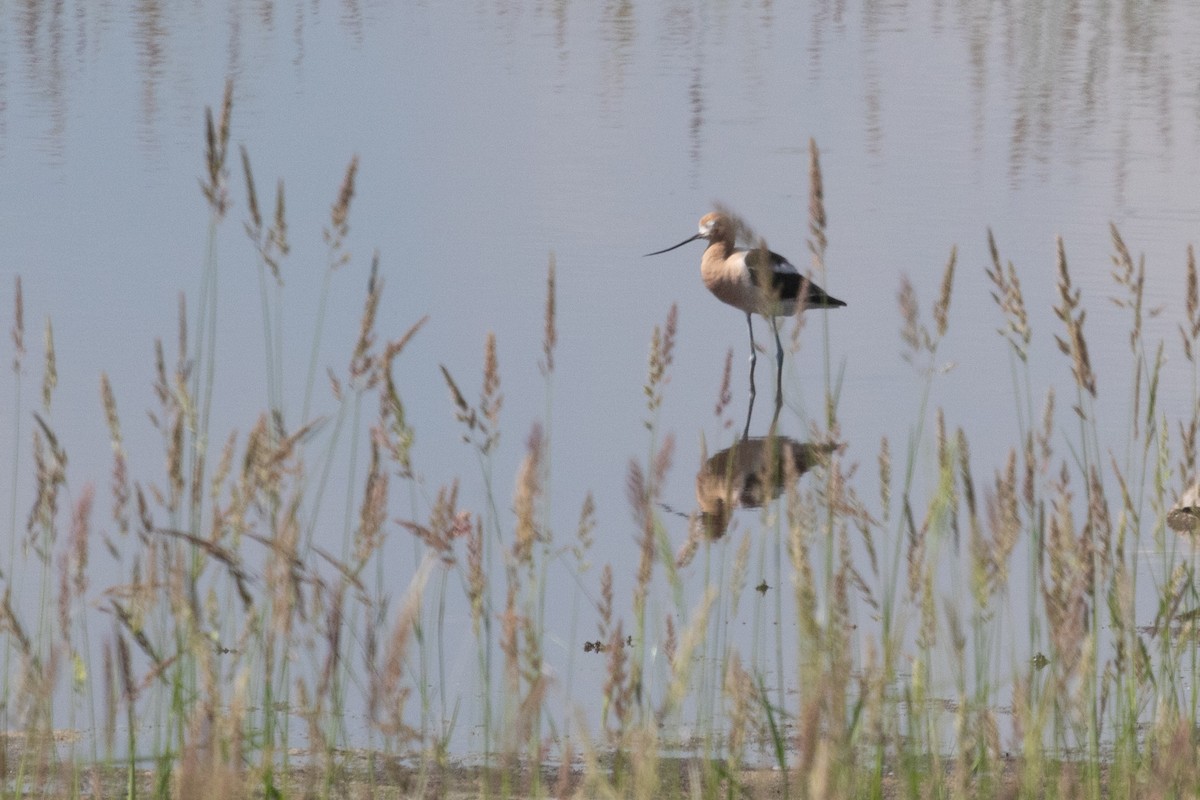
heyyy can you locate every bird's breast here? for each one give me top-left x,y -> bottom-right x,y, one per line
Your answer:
701,251 -> 761,314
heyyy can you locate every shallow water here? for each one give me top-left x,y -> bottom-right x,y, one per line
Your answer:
3,0 -> 1200,761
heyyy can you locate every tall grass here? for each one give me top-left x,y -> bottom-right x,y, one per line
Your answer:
5,88 -> 1200,800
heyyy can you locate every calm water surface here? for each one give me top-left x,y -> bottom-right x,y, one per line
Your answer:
3,0 -> 1200,758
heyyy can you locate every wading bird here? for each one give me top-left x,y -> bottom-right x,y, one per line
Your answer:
646,211 -> 845,400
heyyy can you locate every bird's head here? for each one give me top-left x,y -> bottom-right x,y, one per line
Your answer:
644,211 -> 733,257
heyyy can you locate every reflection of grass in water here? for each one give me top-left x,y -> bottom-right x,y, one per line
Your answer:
6,90 -> 1200,800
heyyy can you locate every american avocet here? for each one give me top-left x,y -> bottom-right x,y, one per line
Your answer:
646,211 -> 845,399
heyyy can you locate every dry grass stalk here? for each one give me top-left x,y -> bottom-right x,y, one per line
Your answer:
152,338 -> 169,409
980,449 -> 1020,607
1043,467 -> 1090,687
349,254 -> 381,390
315,582 -> 346,718
820,452 -> 858,639
1030,388 -> 1056,504
102,641 -> 116,755
370,556 -> 432,744
353,439 -> 388,569
177,681 -> 247,800
956,427 -> 983,577
1008,673 -> 1049,797
675,517 -> 701,568
916,548 -> 936,653
115,630 -> 134,708
627,433 -> 674,650
293,680 -> 325,771
269,179 -> 289,264
729,531 -> 752,618
56,552 -> 71,649
1109,225 -> 1163,438
904,498 -> 926,604
240,145 -> 288,283
40,318 -> 55,412
162,375 -> 186,516
643,304 -> 678,423
108,592 -> 163,669
877,435 -> 892,524
900,253 -> 956,370
787,482 -> 819,646
513,424 -> 544,567
240,144 -> 261,233
439,328 -> 504,455
663,614 -> 676,669
467,517 -> 485,636
551,737 -> 576,799
327,367 -> 342,402
597,564 -> 614,650
177,623 -> 239,800
379,315 -> 429,476
572,491 -> 596,570
1053,236 -> 1097,399
723,653 -> 755,766
480,331 -> 503,453
500,580 -> 521,713
985,228 -> 1031,360
1177,418 -> 1198,501
808,138 -> 827,264
266,495 -> 304,638
201,79 -> 233,218
541,253 -> 557,376
325,154 -> 359,261
829,523 -> 856,713
1109,223 -> 1136,283
1086,465 -> 1112,577
100,373 -> 131,540
68,484 -> 93,606
440,365 -> 481,442
1109,224 -> 1159,345
851,509 -> 881,612
403,481 -> 470,567
1182,244 -> 1199,362
1141,718 -> 1200,799
27,415 -> 67,559
661,588 -> 715,718
12,274 -> 24,373
0,587 -> 32,659
176,292 -> 190,382
209,430 -> 236,514
898,275 -> 925,361
795,690 -> 823,796
933,245 -> 957,338
518,609 -> 545,718
852,639 -> 884,753
934,409 -> 959,549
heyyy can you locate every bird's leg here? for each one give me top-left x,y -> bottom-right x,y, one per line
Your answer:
771,316 -> 784,405
743,386 -> 756,440
746,312 -> 757,400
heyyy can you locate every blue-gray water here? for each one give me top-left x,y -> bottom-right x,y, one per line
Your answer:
3,0 -> 1200,761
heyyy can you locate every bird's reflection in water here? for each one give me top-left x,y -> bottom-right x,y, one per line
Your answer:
693,435 -> 837,541
676,398 -> 840,564
1168,482 -> 1200,533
